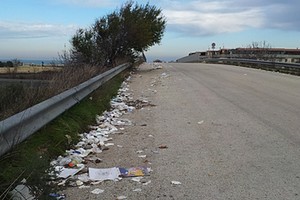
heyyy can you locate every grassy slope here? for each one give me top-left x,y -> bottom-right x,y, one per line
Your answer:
0,71 -> 128,199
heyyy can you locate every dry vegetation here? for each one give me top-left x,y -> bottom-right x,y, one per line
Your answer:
0,65 -> 61,74
0,64 -> 108,120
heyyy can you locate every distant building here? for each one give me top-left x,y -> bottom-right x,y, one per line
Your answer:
176,48 -> 300,63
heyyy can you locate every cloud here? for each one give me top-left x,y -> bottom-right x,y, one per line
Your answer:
54,0 -> 119,8
160,0 -> 300,36
0,21 -> 78,39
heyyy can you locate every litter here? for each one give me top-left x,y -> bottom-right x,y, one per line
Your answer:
89,167 -> 120,181
75,180 -> 83,186
119,167 -> 150,177
10,183 -> 35,200
55,164 -> 84,179
91,188 -> 104,194
79,185 -> 90,189
198,120 -> 204,125
158,144 -> 168,149
117,196 -> 127,199
49,193 -> 66,199
142,180 -> 151,186
48,72 -> 154,190
136,150 -> 144,154
133,188 -> 142,192
131,177 -> 143,182
77,173 -> 89,182
104,143 -> 114,147
161,72 -> 168,78
171,181 -> 182,185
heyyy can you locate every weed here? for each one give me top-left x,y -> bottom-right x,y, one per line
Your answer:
0,70 -> 129,199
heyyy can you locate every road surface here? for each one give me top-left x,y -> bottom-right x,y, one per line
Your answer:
64,63 -> 300,199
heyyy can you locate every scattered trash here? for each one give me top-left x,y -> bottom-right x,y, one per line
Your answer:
104,142 -> 114,147
85,156 -> 102,163
75,180 -> 83,186
171,181 -> 182,185
153,63 -> 163,69
10,182 -> 35,200
55,164 -> 84,179
47,73 -> 156,192
49,193 -> 66,199
148,134 -> 154,138
131,177 -> 143,182
91,188 -> 104,194
127,99 -> 156,109
133,188 -> 142,192
89,167 -> 121,181
198,120 -> 204,125
158,144 -> 168,149
65,134 -> 72,144
142,180 -> 151,186
117,195 -> 127,199
79,185 -> 90,189
119,167 -> 150,177
77,173 -> 90,183
161,72 -> 169,78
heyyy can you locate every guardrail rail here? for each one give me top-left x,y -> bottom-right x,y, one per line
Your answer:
203,58 -> 300,75
0,63 -> 129,157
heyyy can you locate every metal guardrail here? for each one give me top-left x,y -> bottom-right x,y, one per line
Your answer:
203,58 -> 300,75
0,63 -> 130,157
209,58 -> 300,68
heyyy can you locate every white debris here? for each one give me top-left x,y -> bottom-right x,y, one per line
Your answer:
91,188 -> 104,194
55,164 -> 84,179
138,155 -> 147,158
171,181 -> 182,185
89,167 -> 121,181
131,177 -> 143,182
49,73 -> 149,188
77,173 -> 90,183
198,120 -> 204,125
79,185 -> 90,189
104,143 -> 114,147
10,180 -> 35,200
76,180 -> 84,186
117,195 -> 127,199
142,180 -> 151,186
133,188 -> 142,192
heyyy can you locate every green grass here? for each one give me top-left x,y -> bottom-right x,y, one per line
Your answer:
0,71 -> 128,199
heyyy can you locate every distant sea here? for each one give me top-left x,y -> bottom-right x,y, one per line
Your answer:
0,59 -> 60,65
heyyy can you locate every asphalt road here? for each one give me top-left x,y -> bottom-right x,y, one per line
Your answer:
149,63 -> 300,199
64,63 -> 300,199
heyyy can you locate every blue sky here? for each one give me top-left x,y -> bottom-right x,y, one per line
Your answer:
0,0 -> 300,62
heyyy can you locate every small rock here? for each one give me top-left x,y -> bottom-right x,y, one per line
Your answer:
158,144 -> 168,149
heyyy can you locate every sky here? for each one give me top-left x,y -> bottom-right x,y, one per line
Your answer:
0,0 -> 300,62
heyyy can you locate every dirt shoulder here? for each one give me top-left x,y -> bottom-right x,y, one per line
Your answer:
62,63 -> 171,199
